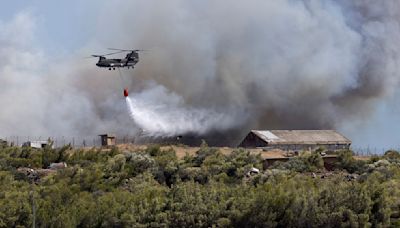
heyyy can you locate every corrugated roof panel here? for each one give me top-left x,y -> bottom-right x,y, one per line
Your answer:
251,130 -> 351,145
257,131 -> 279,141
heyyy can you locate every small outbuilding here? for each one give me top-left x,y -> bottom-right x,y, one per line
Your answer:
239,130 -> 351,151
22,140 -> 52,149
99,134 -> 116,146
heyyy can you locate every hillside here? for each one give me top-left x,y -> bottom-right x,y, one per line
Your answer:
0,143 -> 399,227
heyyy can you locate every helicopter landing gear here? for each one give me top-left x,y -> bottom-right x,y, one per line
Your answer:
113,68 -> 116,70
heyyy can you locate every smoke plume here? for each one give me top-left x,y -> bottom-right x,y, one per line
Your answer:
1,1 -> 400,145
125,84 -> 244,137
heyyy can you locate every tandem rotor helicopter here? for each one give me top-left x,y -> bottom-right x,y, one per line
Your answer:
90,48 -> 144,70
89,48 -> 146,97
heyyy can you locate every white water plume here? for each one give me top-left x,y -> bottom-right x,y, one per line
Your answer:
125,85 -> 241,137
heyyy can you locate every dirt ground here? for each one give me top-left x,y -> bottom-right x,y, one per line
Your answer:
80,144 -> 373,164
353,155 -> 372,161
115,144 -> 319,160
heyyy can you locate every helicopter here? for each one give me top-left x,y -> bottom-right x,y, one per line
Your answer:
91,48 -> 144,70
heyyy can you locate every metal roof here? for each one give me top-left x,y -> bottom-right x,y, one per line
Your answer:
99,134 -> 116,138
251,130 -> 351,145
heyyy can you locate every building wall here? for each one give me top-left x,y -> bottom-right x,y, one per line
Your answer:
100,136 -> 116,146
239,131 -> 351,151
107,138 -> 116,146
262,143 -> 351,152
22,141 -> 50,149
100,137 -> 107,146
238,132 -> 268,148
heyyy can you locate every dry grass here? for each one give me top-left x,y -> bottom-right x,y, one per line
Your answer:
116,144 -> 290,159
353,156 -> 372,161
105,144 -> 370,161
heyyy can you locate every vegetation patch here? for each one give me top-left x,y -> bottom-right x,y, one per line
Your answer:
0,143 -> 399,227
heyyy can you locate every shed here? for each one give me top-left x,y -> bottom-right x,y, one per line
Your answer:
99,134 -> 116,146
22,140 -> 52,149
239,130 -> 351,151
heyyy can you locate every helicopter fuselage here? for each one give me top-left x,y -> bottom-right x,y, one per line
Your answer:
96,58 -> 138,69
93,49 -> 141,70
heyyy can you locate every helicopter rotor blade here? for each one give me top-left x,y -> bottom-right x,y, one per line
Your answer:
108,48 -> 148,52
86,51 -> 126,58
84,55 -> 101,59
102,50 -> 127,56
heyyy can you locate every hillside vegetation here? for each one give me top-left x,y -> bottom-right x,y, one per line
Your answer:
1,142 -> 400,227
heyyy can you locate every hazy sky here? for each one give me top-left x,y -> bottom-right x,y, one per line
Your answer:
0,1 -> 98,54
1,1 -> 399,150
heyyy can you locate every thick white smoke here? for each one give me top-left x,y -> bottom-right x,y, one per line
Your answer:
125,84 -> 243,136
108,0 -> 400,140
0,11 -> 135,139
1,1 -> 400,146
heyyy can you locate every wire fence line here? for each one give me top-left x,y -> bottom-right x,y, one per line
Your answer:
1,136 -> 399,156
352,147 -> 400,156
2,135 -> 139,148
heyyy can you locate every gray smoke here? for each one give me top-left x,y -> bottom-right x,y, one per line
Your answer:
0,11 -> 134,139
1,1 -> 400,145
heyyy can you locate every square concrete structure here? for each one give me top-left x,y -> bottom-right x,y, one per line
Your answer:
22,140 -> 53,149
99,134 -> 116,146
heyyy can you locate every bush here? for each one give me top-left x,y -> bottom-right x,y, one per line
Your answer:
192,141 -> 219,166
146,144 -> 162,156
124,152 -> 156,177
384,150 -> 400,161
1,144 -> 400,227
336,150 -> 366,174
272,152 -> 324,172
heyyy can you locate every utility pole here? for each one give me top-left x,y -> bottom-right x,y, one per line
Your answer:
30,181 -> 36,228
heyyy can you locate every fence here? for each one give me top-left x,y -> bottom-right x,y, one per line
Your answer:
2,135 -> 140,148
2,136 -> 400,155
351,146 -> 400,156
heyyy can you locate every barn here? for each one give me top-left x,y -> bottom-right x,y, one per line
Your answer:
239,130 -> 351,151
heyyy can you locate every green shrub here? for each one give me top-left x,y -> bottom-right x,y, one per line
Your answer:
146,144 -> 162,156
0,145 -> 399,227
124,152 -> 156,177
336,150 -> 366,173
384,150 -> 400,161
272,152 -> 324,172
193,140 -> 219,166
